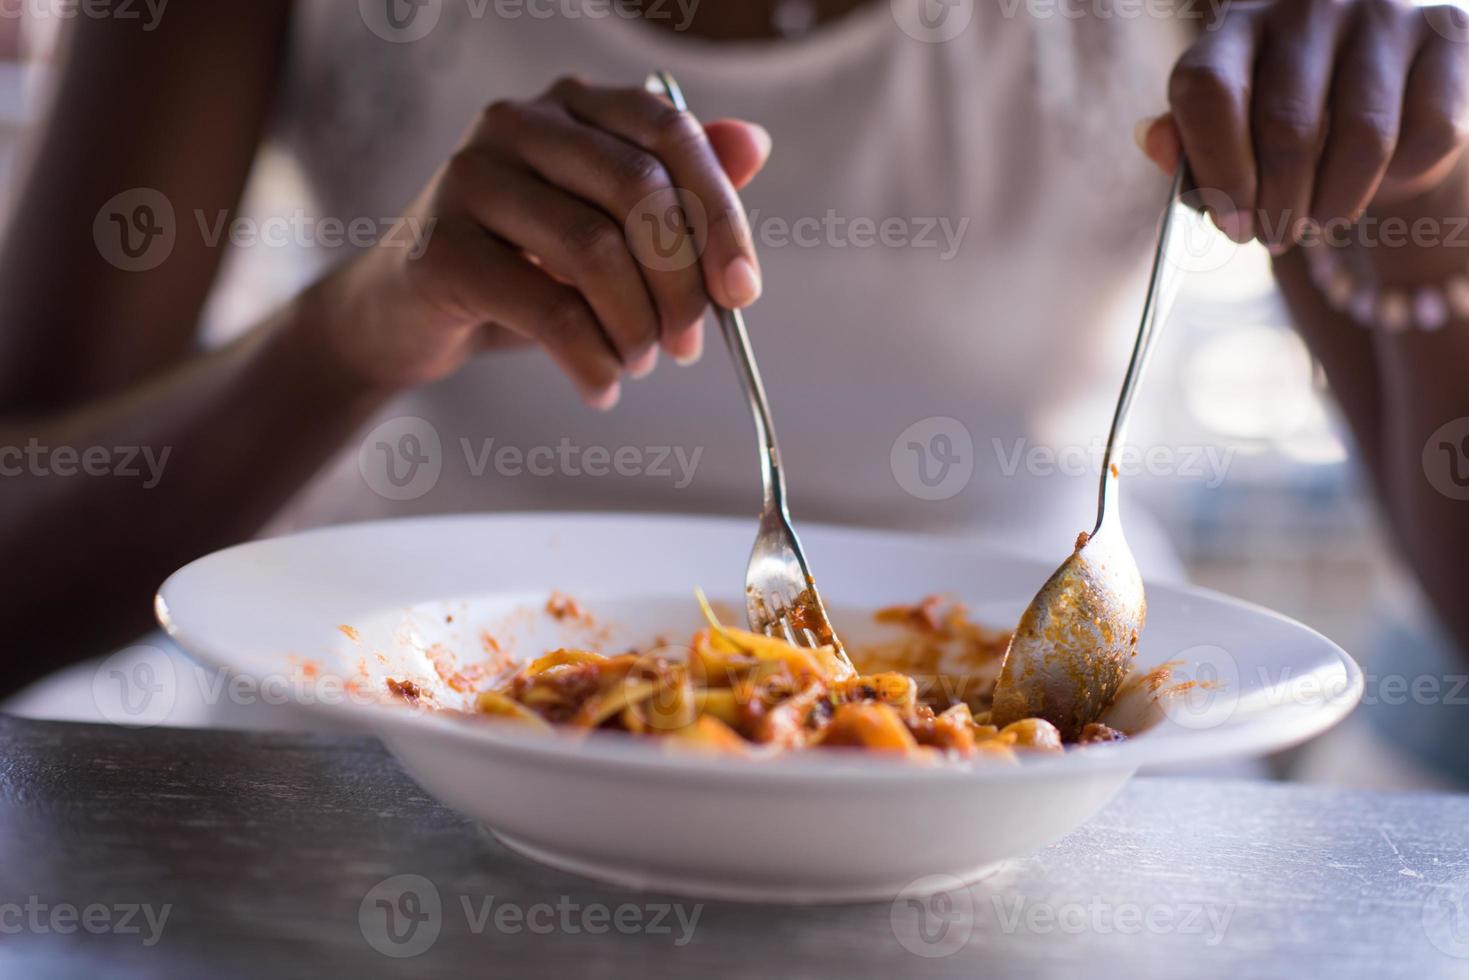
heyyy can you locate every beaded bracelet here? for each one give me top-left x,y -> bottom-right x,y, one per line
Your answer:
1302,241 -> 1467,333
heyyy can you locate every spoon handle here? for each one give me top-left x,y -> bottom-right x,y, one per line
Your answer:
1094,159 -> 1189,533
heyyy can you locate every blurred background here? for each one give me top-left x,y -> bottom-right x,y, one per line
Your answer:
0,9 -> 1453,789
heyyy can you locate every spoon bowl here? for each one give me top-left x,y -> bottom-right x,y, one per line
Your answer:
991,161 -> 1187,738
991,525 -> 1144,740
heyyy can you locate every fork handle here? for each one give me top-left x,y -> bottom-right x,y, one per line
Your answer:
647,71 -> 789,517
716,306 -> 789,513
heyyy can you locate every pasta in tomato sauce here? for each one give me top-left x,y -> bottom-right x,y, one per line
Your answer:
448,594 -> 1128,761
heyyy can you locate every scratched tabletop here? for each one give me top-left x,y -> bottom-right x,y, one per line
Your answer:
2,715 -> 1469,979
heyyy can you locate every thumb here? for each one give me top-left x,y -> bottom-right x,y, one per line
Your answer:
704,119 -> 772,190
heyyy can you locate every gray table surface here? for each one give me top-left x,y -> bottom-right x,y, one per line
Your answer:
2,715 -> 1469,979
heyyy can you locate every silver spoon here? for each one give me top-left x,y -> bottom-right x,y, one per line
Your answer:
644,70 -> 849,665
991,160 -> 1189,740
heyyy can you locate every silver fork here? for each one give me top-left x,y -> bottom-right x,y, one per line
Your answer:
645,70 -> 849,664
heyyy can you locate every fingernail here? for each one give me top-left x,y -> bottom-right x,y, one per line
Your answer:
672,327 -> 704,366
588,382 -> 621,411
722,256 -> 761,307
1132,115 -> 1158,154
1133,112 -> 1172,155
1215,210 -> 1253,245
626,347 -> 657,379
748,123 -> 773,162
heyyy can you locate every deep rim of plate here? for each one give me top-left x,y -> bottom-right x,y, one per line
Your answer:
156,511 -> 1364,783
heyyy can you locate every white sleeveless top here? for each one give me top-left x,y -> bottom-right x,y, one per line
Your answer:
227,1 -> 1187,573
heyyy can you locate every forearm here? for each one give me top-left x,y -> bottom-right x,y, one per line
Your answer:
0,1 -> 291,412
1273,161 -> 1469,657
0,282 -> 391,692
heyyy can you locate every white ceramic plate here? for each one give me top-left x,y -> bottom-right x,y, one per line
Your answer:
156,513 -> 1362,903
